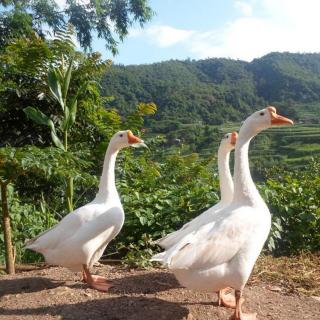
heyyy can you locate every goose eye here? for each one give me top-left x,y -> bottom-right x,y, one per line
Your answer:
119,134 -> 123,137
260,112 -> 265,116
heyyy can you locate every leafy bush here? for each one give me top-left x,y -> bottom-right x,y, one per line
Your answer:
262,159 -> 320,253
0,185 -> 57,265
110,147 -> 220,264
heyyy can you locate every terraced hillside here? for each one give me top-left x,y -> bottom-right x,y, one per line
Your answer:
159,124 -> 320,171
249,124 -> 320,168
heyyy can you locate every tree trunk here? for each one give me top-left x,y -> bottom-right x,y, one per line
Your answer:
0,182 -> 15,274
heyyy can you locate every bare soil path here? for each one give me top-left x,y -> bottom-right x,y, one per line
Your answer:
0,262 -> 319,320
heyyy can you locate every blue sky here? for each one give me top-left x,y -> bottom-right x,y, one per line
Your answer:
96,0 -> 237,64
108,0 -> 320,65
58,0 -> 320,65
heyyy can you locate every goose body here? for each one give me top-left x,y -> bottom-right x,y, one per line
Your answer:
172,203 -> 270,292
157,132 -> 238,250
152,107 -> 293,319
26,198 -> 124,272
26,130 -> 145,291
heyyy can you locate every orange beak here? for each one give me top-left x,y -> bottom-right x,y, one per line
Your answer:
127,130 -> 142,144
267,106 -> 294,126
230,132 -> 238,145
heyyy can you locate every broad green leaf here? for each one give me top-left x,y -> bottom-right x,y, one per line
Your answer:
50,130 -> 65,150
61,106 -> 71,131
48,69 -> 64,110
23,107 -> 51,126
62,57 -> 74,102
47,119 -> 56,133
55,68 -> 64,84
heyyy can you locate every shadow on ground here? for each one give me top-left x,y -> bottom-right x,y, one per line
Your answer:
0,277 -> 64,297
0,296 -> 189,320
109,271 -> 181,295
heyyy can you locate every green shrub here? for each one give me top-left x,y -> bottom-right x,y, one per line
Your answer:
262,159 -> 320,253
112,150 -> 220,264
0,185 -> 57,264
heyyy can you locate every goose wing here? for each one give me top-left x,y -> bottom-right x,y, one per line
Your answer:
25,204 -> 95,251
169,206 -> 255,270
157,202 -> 224,249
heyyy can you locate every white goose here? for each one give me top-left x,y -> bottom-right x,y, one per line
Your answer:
156,132 -> 238,250
25,130 -> 145,291
151,107 -> 293,319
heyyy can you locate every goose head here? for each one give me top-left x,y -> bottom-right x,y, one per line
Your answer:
219,131 -> 238,152
110,130 -> 147,150
241,106 -> 293,137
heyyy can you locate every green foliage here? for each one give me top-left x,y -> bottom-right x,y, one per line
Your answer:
0,144 -> 94,271
0,8 -> 35,48
123,102 -> 157,129
0,0 -> 153,53
101,58 -> 264,126
24,54 -> 92,154
262,160 -> 320,254
110,146 -> 220,265
0,186 -> 57,265
0,146 -> 93,181
0,30 -> 107,147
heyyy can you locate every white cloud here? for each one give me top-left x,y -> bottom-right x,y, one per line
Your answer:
234,1 -> 253,16
144,25 -> 195,48
132,0 -> 320,61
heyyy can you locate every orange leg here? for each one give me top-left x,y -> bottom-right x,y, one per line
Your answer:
218,287 -> 238,308
229,289 -> 257,320
82,264 -> 113,292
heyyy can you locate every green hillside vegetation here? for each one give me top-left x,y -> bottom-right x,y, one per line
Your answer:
102,52 -> 320,167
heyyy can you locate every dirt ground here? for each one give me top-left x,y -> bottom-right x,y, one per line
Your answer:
0,261 -> 319,320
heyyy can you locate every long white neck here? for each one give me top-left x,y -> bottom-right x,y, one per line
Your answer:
218,147 -> 233,204
233,125 -> 264,206
96,144 -> 119,201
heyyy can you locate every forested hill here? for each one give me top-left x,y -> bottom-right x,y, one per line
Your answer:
102,52 -> 320,130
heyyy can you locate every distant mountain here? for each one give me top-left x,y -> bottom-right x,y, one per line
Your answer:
101,52 -> 320,129
249,52 -> 320,102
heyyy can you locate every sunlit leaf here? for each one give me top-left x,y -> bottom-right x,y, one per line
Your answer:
50,130 -> 64,150
23,107 -> 51,126
61,57 -> 74,101
48,69 -> 64,110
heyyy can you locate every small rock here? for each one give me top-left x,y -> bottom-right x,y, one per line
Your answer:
311,296 -> 320,302
83,292 -> 92,297
15,294 -> 21,298
266,285 -> 282,292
